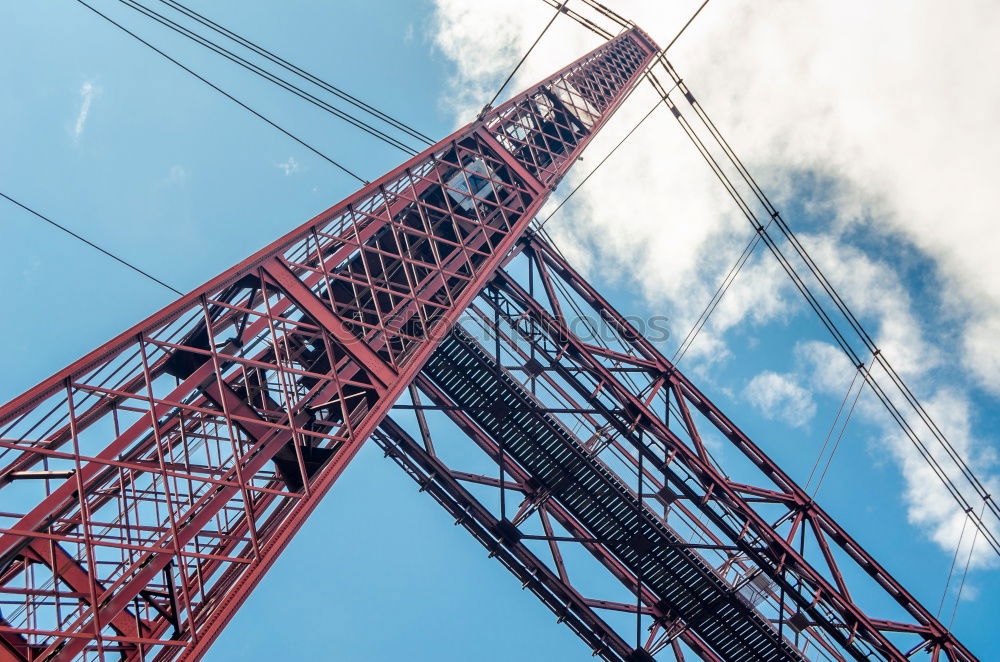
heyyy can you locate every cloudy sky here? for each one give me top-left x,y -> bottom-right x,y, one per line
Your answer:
433,0 -> 1000,567
2,0 -> 998,658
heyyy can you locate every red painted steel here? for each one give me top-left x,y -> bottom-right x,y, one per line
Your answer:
0,30 -> 657,661
0,19 -> 979,662
381,234 -> 978,661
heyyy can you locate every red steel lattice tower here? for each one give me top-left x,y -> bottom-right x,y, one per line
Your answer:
0,26 -> 980,662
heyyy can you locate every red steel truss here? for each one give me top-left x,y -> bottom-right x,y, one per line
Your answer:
0,29 -> 657,661
0,22 -> 980,662
377,235 -> 979,662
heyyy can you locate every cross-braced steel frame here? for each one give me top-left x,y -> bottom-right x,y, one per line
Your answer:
0,29 -> 656,661
377,235 -> 978,661
0,22 -> 979,662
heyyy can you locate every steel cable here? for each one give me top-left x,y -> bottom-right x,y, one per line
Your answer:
804,366 -> 862,493
533,96 -> 665,233
948,501 -> 986,628
115,0 -> 420,155
483,1 -> 570,116
811,364 -> 867,497
937,509 -> 971,618
159,0 -> 435,145
650,67 -> 1000,557
73,0 -> 369,183
2,192 -> 183,294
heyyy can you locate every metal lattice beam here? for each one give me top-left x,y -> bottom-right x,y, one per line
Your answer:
379,234 -> 978,662
0,29 -> 657,661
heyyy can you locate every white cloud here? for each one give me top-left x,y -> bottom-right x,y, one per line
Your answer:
20,256 -> 42,283
960,583 -> 980,602
743,371 -> 817,428
796,340 -> 855,393
276,156 -> 300,176
962,317 -> 1000,395
160,165 -> 188,187
794,233 -> 936,379
430,0 -> 1000,564
881,389 -> 1000,569
72,81 -> 97,142
430,0 -> 1000,386
797,341 -> 1000,568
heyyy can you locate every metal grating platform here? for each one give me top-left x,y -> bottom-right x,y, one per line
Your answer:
423,328 -> 803,662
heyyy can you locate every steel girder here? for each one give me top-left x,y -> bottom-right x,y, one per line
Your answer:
378,235 -> 979,662
0,29 -> 657,661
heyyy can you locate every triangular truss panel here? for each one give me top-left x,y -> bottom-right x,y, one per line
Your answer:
0,30 -> 657,661
0,22 -> 978,662
380,237 -> 978,662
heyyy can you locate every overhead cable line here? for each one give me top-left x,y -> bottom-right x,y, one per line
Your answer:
948,501 -> 986,628
531,0 -> 708,258
938,509 -> 972,618
1,192 -> 183,295
158,0 -> 435,146
534,96 -> 665,232
73,0 -> 368,184
481,1 -> 569,117
530,79 -> 661,258
532,0 -> 716,357
552,0 -> 1000,559
540,0 -> 614,39
647,63 -> 1000,557
571,0 -> 711,50
669,226 -> 767,366
534,0 -> 714,328
20,2 -> 417,301
540,0 -> 714,312
660,0 -> 711,53
577,0 -> 630,27
115,0 -> 420,155
804,367 -> 863,493
811,363 -> 867,497
664,81 -> 1000,556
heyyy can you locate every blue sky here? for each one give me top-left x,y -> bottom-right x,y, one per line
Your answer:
2,1 -> 998,659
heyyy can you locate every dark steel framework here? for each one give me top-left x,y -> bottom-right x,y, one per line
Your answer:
0,24 -> 978,662
0,29 -> 656,661
379,235 -> 978,661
